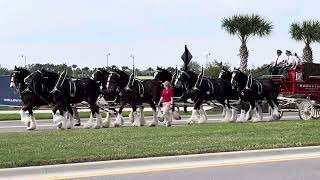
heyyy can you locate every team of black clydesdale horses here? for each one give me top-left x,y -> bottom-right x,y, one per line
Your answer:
10,64 -> 281,130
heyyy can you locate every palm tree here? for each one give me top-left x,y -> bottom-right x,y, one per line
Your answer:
222,14 -> 273,70
290,20 -> 320,63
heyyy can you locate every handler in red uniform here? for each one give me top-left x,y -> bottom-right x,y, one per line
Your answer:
158,81 -> 174,126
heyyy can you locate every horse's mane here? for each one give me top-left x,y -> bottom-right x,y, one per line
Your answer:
185,69 -> 198,78
98,67 -> 108,73
156,66 -> 166,71
41,69 -> 58,77
113,69 -> 129,78
14,67 -> 30,74
232,69 -> 248,88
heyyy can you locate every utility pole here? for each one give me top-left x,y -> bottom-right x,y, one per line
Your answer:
21,55 -> 27,68
205,52 -> 211,65
106,52 -> 111,67
130,54 -> 135,76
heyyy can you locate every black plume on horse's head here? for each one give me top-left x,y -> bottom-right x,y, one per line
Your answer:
156,66 -> 165,71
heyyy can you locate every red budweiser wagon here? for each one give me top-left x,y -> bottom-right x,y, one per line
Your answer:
263,63 -> 320,120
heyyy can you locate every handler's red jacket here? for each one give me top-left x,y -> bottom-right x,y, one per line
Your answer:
161,88 -> 174,103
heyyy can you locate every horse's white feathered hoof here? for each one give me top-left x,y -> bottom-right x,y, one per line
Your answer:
74,119 -> 81,126
129,111 -> 134,123
238,109 -> 245,122
131,112 -> 141,127
66,121 -> 72,129
93,123 -> 101,129
165,120 -> 172,127
172,111 -> 181,120
198,109 -> 207,124
53,114 -> 66,129
149,123 -> 156,127
221,108 -> 226,117
149,118 -> 158,127
102,121 -> 109,128
84,122 -> 92,129
102,113 -> 111,128
26,122 -> 36,130
223,108 -> 232,122
188,110 -> 199,124
252,116 -> 261,123
57,122 -> 63,129
272,111 -> 281,120
229,109 -> 237,122
114,114 -> 124,127
20,110 -> 31,125
93,113 -> 102,129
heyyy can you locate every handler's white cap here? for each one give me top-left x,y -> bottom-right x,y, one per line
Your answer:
162,81 -> 171,87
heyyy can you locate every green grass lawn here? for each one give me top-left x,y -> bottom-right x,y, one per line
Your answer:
0,111 -> 220,121
0,120 -> 320,168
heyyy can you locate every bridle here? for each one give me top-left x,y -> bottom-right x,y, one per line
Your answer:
106,72 -> 120,91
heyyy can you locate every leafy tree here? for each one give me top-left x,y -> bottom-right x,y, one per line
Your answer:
0,65 -> 11,75
204,60 -> 230,78
250,64 -> 270,77
222,14 -> 273,70
80,67 -> 90,77
181,61 -> 201,74
290,20 -> 320,62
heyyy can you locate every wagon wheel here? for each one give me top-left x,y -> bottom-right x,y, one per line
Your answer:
298,100 -> 313,120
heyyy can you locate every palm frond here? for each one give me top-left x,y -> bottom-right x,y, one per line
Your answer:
221,14 -> 273,43
290,20 -> 320,44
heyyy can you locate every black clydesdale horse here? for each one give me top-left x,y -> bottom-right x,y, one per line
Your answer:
92,68 -> 131,127
187,68 -> 237,124
218,67 -> 249,122
49,70 -> 101,129
154,67 -> 189,120
231,68 -> 280,122
91,68 -> 120,127
174,69 -> 203,123
10,67 -> 39,130
23,69 -> 83,129
107,69 -> 162,127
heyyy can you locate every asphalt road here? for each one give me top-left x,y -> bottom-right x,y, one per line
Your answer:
77,157 -> 320,180
0,112 -> 301,133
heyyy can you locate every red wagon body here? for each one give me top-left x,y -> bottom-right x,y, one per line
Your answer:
264,63 -> 320,120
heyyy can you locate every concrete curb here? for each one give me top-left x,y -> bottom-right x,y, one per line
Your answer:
1,146 -> 320,179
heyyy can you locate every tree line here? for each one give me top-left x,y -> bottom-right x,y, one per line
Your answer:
0,60 -> 233,78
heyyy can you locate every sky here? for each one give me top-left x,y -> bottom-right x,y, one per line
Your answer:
0,0 -> 319,70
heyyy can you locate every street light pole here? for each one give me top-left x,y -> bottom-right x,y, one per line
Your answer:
21,55 -> 27,68
205,52 -> 211,65
106,52 -> 111,67
130,54 -> 135,76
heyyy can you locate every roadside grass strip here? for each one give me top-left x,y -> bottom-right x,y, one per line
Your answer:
0,111 -> 219,121
0,120 -> 319,168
